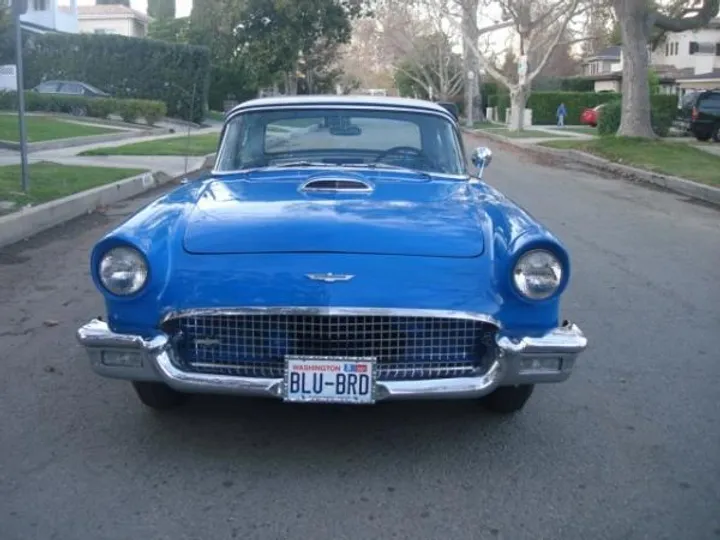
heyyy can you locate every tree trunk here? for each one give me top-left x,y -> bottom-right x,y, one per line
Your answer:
462,0 -> 482,126
508,86 -> 528,131
614,0 -> 655,138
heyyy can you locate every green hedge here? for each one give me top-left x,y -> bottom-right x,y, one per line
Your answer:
0,90 -> 167,125
526,92 -> 622,125
485,91 -> 678,128
598,95 -> 678,137
21,33 -> 210,123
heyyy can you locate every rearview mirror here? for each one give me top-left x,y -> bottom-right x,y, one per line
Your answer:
330,124 -> 362,136
471,146 -> 492,169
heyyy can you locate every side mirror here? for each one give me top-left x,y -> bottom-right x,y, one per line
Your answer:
471,146 -> 492,169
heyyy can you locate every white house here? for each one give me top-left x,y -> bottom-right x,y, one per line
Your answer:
74,4 -> 150,38
17,0 -> 79,34
579,19 -> 720,96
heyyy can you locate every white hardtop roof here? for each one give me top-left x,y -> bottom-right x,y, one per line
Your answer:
228,95 -> 455,118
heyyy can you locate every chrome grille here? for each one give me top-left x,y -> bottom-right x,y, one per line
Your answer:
163,313 -> 497,381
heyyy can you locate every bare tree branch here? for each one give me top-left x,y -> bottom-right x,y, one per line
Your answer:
653,0 -> 719,31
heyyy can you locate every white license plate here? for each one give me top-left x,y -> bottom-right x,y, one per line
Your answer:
283,355 -> 376,404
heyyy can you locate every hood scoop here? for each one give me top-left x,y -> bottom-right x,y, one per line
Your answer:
299,177 -> 374,194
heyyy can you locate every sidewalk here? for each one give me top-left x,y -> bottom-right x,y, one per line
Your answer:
0,125 -> 222,177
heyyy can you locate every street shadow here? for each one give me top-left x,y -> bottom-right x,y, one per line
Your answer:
128,392 -> 534,477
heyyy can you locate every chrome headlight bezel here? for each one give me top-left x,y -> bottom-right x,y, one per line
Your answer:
512,248 -> 564,301
98,245 -> 149,297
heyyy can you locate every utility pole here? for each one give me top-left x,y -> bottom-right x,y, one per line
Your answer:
12,0 -> 30,192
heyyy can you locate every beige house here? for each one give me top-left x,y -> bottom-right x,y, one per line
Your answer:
579,19 -> 720,98
75,4 -> 151,38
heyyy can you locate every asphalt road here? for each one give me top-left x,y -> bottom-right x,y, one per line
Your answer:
1,135 -> 719,540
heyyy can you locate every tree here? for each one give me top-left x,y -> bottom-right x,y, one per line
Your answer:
392,32 -> 464,100
148,0 -> 175,19
0,0 -> 13,65
235,0 -> 368,94
458,0 -> 481,125
337,16 -> 395,90
457,0 -> 587,130
376,0 -> 465,100
148,16 -> 190,42
613,0 -> 719,137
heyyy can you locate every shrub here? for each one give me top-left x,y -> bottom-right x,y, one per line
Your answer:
598,100 -> 622,135
597,95 -> 677,137
649,94 -> 677,137
0,90 -> 166,124
22,32 -> 210,123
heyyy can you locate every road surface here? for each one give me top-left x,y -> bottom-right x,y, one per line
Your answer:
1,134 -> 719,540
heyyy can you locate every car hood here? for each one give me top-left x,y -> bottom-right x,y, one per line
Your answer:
182,171 -> 486,258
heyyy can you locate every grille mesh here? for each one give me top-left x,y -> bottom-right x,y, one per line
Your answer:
163,313 -> 497,381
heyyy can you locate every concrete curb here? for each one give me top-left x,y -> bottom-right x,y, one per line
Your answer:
462,128 -> 720,207
0,152 -> 216,250
0,126 -> 172,153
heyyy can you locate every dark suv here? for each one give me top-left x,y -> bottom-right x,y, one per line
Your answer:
679,90 -> 720,142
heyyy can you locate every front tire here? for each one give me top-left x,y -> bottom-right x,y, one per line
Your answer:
481,385 -> 534,414
132,381 -> 187,410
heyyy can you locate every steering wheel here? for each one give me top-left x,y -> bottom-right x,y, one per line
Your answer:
374,146 -> 427,163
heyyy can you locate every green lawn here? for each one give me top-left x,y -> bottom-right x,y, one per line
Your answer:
478,127 -> 562,138
0,162 -> 148,207
0,114 -> 120,143
80,133 -> 220,156
206,110 -> 225,122
541,137 -> 720,187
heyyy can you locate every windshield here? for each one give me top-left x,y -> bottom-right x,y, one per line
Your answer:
215,107 -> 466,176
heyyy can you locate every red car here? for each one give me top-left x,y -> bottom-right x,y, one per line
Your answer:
580,104 -> 606,127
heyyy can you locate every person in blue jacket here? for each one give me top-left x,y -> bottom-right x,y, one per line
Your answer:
556,102 -> 567,127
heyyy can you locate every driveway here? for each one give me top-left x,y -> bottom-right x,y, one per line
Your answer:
0,135 -> 719,540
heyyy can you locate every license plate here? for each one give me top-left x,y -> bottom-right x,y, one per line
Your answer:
283,355 -> 376,404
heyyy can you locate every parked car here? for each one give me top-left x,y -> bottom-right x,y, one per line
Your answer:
580,104 -> 606,127
76,95 -> 588,414
31,80 -> 111,116
677,89 -> 720,142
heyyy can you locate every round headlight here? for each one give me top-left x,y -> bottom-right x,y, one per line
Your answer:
512,249 -> 563,300
98,246 -> 148,296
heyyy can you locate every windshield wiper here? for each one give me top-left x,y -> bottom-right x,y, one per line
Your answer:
339,162 -> 431,179
273,161 -> 334,168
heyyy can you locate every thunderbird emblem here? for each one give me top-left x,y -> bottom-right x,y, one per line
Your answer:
306,272 -> 355,283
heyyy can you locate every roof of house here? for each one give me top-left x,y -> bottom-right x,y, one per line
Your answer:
675,69 -> 720,81
75,5 -> 150,22
583,46 -> 622,63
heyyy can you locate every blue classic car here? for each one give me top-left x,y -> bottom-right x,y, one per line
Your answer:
76,95 -> 587,414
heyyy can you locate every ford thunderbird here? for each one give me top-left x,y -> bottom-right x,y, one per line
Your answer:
76,95 -> 588,414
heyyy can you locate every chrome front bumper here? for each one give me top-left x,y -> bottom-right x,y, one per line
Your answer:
76,319 -> 587,401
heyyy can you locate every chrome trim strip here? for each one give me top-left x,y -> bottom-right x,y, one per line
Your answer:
159,306 -> 502,328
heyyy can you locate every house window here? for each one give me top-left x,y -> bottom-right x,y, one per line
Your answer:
689,41 -> 699,55
32,0 -> 48,11
716,43 -> 720,56
674,42 -> 679,55
665,43 -> 669,56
